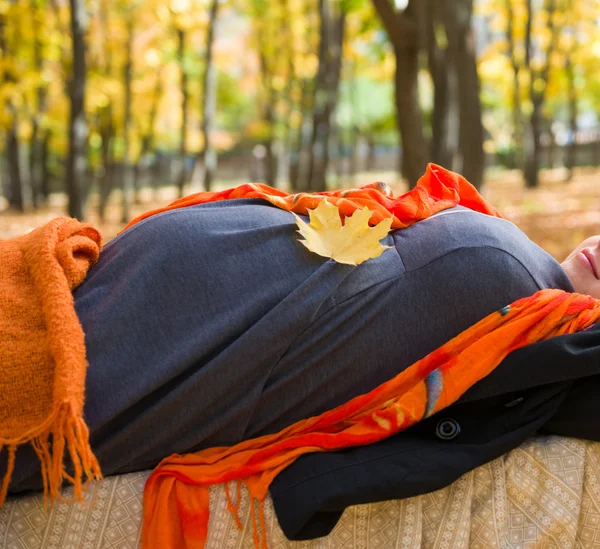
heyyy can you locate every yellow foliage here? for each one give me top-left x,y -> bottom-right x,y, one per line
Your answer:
289,110 -> 303,128
156,4 -> 170,22
144,48 -> 161,68
170,0 -> 192,13
294,200 -> 393,266
483,139 -> 497,154
479,56 -> 510,80
533,77 -> 546,93
17,120 -> 32,141
88,88 -> 111,110
245,119 -> 270,140
0,0 -> 598,167
0,110 -> 13,130
89,132 -> 103,149
296,54 -> 319,79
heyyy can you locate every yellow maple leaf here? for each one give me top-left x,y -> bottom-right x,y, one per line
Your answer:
295,199 -> 393,265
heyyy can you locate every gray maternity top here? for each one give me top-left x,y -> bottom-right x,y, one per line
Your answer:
5,199 -> 573,492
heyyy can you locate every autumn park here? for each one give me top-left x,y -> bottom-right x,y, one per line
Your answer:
6,2 -> 600,547
0,0 -> 599,259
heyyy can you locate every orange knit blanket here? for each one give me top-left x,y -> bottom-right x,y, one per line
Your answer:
0,218 -> 102,506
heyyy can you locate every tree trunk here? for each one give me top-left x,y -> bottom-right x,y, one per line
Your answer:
29,130 -> 44,209
524,103 -> 542,188
306,0 -> 329,190
6,123 -> 23,211
29,124 -> 42,209
565,52 -> 577,179
289,0 -> 320,192
393,42 -> 429,187
320,9 -> 346,188
66,0 -> 88,220
40,131 -> 51,201
258,50 -> 277,187
263,115 -> 276,187
121,16 -> 134,223
97,105 -> 115,223
546,119 -> 556,169
306,0 -> 346,191
278,0 -> 296,189
523,0 -> 536,188
289,78 -> 313,192
29,1 -> 48,209
426,0 -> 458,169
373,0 -> 429,187
135,69 -> 163,195
505,0 -> 523,170
174,28 -> 189,198
97,0 -> 114,221
427,23 -> 449,166
524,0 -> 557,188
443,0 -> 484,189
0,13 -> 25,211
197,0 -> 219,192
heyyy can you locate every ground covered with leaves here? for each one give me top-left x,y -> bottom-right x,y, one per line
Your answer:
1,167 -> 599,262
482,167 -> 600,261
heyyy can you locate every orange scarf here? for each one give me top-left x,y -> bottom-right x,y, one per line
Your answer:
142,290 -> 600,549
0,218 -> 102,507
123,165 -> 600,549
121,163 -> 501,233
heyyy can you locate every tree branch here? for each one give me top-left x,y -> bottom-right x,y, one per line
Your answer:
371,0 -> 417,49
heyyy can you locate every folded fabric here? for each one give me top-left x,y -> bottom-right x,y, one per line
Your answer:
121,163 -> 501,233
0,218 -> 102,506
123,165 -> 600,549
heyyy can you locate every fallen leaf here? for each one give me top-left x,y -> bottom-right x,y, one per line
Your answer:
295,199 -> 393,265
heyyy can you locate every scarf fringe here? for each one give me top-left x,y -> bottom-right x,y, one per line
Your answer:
249,495 -> 268,549
225,480 -> 243,530
224,480 -> 268,549
0,401 -> 102,508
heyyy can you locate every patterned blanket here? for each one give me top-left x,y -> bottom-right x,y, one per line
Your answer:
3,435 -> 600,549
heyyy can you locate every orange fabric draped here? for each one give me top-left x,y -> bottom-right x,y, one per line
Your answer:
0,218 -> 103,507
121,163 -> 501,233
132,165 -> 600,549
142,290 -> 600,549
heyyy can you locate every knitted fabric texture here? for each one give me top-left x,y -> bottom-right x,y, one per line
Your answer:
0,218 -> 103,506
120,164 -> 600,549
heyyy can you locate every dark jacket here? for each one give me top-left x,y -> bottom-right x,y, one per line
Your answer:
270,323 -> 600,540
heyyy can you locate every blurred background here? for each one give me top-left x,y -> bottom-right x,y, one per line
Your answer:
1,0 -> 600,256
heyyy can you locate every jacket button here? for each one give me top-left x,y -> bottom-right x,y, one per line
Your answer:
435,418 -> 461,440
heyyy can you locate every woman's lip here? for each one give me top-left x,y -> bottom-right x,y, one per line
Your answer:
582,249 -> 599,279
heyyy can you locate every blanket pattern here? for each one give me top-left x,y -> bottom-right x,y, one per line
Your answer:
3,435 -> 600,549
